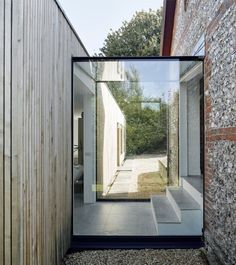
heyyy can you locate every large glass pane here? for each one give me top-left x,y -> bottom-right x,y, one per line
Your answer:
73,58 -> 203,236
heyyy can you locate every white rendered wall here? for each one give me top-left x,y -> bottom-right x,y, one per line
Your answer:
179,78 -> 201,179
83,94 -> 96,203
187,81 -> 201,176
97,83 -> 126,195
74,65 -> 96,203
101,61 -> 125,81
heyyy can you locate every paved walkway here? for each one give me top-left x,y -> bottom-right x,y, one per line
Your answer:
107,154 -> 167,198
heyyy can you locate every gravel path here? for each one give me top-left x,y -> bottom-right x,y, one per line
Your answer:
62,249 -> 208,265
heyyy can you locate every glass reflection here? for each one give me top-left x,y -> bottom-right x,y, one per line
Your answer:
73,59 -> 203,236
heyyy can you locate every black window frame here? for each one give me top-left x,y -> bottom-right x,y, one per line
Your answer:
70,56 -> 205,250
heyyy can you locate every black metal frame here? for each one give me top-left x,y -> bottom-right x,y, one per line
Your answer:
72,56 -> 204,62
70,236 -> 204,250
71,56 -> 205,250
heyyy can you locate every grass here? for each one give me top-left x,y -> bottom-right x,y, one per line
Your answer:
134,171 -> 167,199
103,171 -> 167,199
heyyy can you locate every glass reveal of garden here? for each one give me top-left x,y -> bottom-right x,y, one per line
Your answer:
73,58 -> 204,236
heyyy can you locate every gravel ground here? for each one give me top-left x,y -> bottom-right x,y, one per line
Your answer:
62,249 -> 209,265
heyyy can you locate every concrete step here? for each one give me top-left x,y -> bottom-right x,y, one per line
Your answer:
151,196 -> 180,235
167,186 -> 201,218
151,187 -> 203,236
151,196 -> 180,223
181,176 -> 203,210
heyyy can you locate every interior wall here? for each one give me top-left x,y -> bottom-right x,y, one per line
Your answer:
97,83 -> 126,196
179,78 -> 201,178
83,94 -> 96,203
179,83 -> 188,177
78,118 -> 84,165
73,66 -> 96,204
74,118 -> 79,160
187,78 -> 201,176
0,0 -> 88,264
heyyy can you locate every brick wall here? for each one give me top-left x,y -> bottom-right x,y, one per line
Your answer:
171,0 -> 236,264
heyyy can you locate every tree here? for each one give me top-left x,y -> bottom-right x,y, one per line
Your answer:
108,68 -> 167,155
99,9 -> 162,56
125,101 -> 167,155
99,8 -> 166,155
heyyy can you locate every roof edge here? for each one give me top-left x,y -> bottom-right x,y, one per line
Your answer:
160,0 -> 176,56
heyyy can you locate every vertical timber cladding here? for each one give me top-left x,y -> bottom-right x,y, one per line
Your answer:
171,0 -> 236,264
0,0 -> 88,265
1,1 -> 13,265
0,0 -> 5,265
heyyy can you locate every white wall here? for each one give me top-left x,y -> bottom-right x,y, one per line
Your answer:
97,83 -> 126,195
187,80 -> 201,176
179,83 -> 188,177
74,65 -> 96,203
73,62 -> 126,201
101,61 -> 125,81
83,94 -> 96,203
179,77 -> 201,178
74,119 -> 78,149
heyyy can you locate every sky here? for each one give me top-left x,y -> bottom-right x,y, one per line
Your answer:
58,0 -> 163,55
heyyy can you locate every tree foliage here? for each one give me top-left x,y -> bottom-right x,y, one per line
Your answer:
109,68 -> 167,155
100,8 -> 166,155
125,102 -> 167,155
100,9 -> 162,56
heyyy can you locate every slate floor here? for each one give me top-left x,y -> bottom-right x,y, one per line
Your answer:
73,194 -> 157,236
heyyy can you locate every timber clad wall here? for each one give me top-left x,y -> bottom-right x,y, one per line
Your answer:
171,0 -> 236,264
0,0 -> 88,264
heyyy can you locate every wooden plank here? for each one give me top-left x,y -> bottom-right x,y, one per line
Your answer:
48,1 -> 53,263
44,0 -> 50,263
53,7 -> 59,263
0,0 -> 5,264
30,0 -> 36,263
11,0 -> 24,264
24,1 -> 30,264
41,1 -> 46,264
27,0 -> 32,263
58,12 -> 64,258
4,0 -> 12,264
22,1 -> 27,264
39,1 -> 45,264
35,1 -> 42,264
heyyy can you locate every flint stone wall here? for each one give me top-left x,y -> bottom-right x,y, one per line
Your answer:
171,1 -> 236,264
